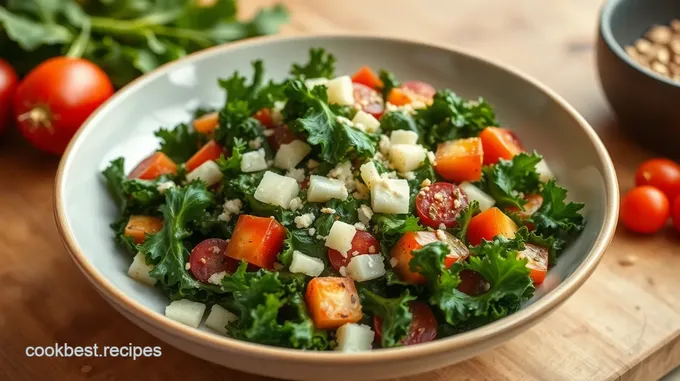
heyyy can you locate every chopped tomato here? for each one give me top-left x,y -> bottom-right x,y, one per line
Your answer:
517,243 -> 549,285
353,83 -> 384,119
266,124 -> 296,151
387,87 -> 412,106
328,231 -> 380,271
193,112 -> 219,134
480,127 -> 524,165
253,108 -> 275,128
124,215 -> 163,244
225,215 -> 286,269
635,158 -> 680,202
467,207 -> 519,246
391,231 -> 468,284
442,234 -> 470,269
185,140 -> 223,172
305,277 -> 362,330
415,182 -> 469,229
189,238 -> 238,283
506,193 -> 543,230
457,270 -> 489,295
401,80 -> 436,103
351,66 -> 383,89
373,301 -> 437,347
620,185 -> 670,234
128,152 -> 177,180
434,137 -> 484,182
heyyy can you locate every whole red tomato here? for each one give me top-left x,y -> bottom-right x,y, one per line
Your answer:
0,59 -> 19,136
13,57 -> 114,154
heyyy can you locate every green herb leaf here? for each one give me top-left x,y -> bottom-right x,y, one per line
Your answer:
101,157 -> 167,216
279,229 -> 327,267
155,123 -> 202,163
451,200 -> 480,244
379,110 -> 420,138
377,69 -> 400,101
360,289 -> 415,348
0,6 -> 72,50
290,48 -> 336,79
529,179 -> 585,238
478,152 -> 542,209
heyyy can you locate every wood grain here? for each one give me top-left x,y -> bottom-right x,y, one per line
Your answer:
2,0 -> 680,380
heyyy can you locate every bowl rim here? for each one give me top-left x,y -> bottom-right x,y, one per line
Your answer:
599,0 -> 680,89
54,32 -> 619,364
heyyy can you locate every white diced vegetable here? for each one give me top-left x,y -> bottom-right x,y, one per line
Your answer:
335,323 -> 375,352
388,144 -> 426,173
305,77 -> 329,89
156,181 -> 176,194
346,254 -> 386,282
254,171 -> 300,209
371,179 -> 410,214
127,252 -> 156,286
307,175 -> 348,202
165,299 -> 206,328
240,148 -> 268,173
275,140 -> 312,169
186,160 -> 223,186
325,221 -> 356,256
204,304 -> 238,335
289,250 -> 325,277
390,130 -> 418,145
357,204 -> 374,225
536,159 -> 555,182
360,161 -> 381,189
326,75 -> 354,106
352,110 -> 381,133
459,182 -> 496,212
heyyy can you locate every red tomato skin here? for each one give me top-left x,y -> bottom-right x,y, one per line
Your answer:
254,108 -> 274,128
189,238 -> 238,283
13,57 -> 114,154
267,124 -> 296,150
373,301 -> 438,347
226,215 -> 287,269
457,270 -> 489,296
672,196 -> 680,232
415,182 -> 469,229
328,231 -> 380,271
635,158 -> 680,202
353,83 -> 384,119
401,80 -> 436,100
0,59 -> 19,135
620,185 -> 670,234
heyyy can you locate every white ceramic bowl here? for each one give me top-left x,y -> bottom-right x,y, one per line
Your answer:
55,34 -> 619,381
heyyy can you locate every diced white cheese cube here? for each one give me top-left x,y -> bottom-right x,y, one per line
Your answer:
289,250 -> 325,277
379,134 -> 391,156
335,323 -> 375,352
390,130 -> 419,145
389,144 -> 426,173
307,175 -> 348,202
275,140 -> 312,170
536,159 -> 555,183
459,182 -> 496,212
186,160 -> 223,186
165,299 -> 206,328
305,77 -> 329,89
204,304 -> 238,335
294,213 -> 316,228
371,179 -> 410,214
254,171 -> 300,209
346,254 -> 386,282
360,161 -> 381,189
326,75 -> 355,106
325,221 -> 356,257
240,148 -> 268,173
352,110 -> 381,133
207,271 -> 227,285
127,252 -> 156,286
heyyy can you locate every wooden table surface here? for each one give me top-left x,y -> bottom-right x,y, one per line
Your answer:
2,0 -> 680,380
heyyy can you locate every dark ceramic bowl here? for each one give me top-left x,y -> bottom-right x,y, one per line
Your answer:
597,0 -> 680,158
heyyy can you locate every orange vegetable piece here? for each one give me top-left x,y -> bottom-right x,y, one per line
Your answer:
387,88 -> 412,106
128,152 -> 177,180
124,215 -> 163,244
467,207 -> 518,246
517,243 -> 549,285
193,112 -> 219,134
253,108 -> 275,128
480,127 -> 524,165
391,231 -> 439,285
434,137 -> 484,182
225,215 -> 286,269
305,277 -> 362,330
185,140 -> 223,172
351,66 -> 383,89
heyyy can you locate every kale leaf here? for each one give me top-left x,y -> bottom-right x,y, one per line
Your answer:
278,229 -> 327,267
377,69 -> 400,101
451,200 -> 481,244
478,152 -> 542,209
155,123 -> 202,163
359,289 -> 415,348
529,179 -> 585,239
290,48 -> 336,79
379,110 -> 421,138
101,157 -> 167,216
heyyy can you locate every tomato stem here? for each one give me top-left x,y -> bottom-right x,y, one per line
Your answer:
66,18 -> 92,59
17,107 -> 54,134
89,16 -> 214,49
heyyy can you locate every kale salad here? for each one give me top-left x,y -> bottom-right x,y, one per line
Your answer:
102,48 -> 585,351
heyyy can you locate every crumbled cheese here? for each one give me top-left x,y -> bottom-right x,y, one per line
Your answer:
353,182 -> 370,200
207,271 -> 227,285
368,245 -> 376,254
379,134 -> 391,156
240,148 -> 268,173
263,129 -> 275,137
156,181 -> 176,194
339,266 -> 348,277
453,198 -> 462,208
185,262 -> 191,270
434,192 -> 444,201
329,161 -> 356,192
438,223 -> 447,230
308,227 -> 316,236
354,222 -> 366,231
218,198 -> 243,222
436,229 -> 447,241
307,159 -> 319,169
401,171 -> 415,180
389,257 -> 399,268
285,168 -> 306,183
248,137 -> 263,150
421,178 -> 432,187
210,245 -> 221,254
381,171 -> 398,179
321,207 -> 336,214
294,213 -> 316,229
336,115 -> 353,125
357,205 -> 374,225
288,197 -> 303,211
427,150 -> 437,165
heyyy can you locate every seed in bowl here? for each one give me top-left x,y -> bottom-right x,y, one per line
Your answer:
625,20 -> 680,81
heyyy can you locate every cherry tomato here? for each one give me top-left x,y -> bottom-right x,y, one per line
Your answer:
13,57 -> 114,154
672,196 -> 680,233
328,230 -> 380,271
620,185 -> 670,234
391,230 -> 468,284
635,158 -> 680,202
401,80 -> 436,101
253,108 -> 275,128
415,182 -> 469,229
266,124 -> 296,151
506,193 -> 543,230
189,238 -> 238,283
517,243 -> 549,284
373,301 -> 437,347
457,270 -> 489,296
353,83 -> 384,119
0,59 -> 19,136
